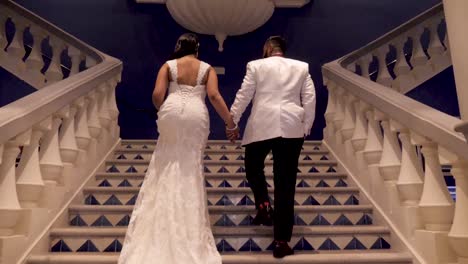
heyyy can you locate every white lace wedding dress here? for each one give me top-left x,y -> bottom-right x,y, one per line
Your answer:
118,60 -> 222,264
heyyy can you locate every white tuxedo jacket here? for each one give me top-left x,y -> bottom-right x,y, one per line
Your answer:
231,56 -> 316,146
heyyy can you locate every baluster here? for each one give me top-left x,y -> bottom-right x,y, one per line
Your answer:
0,13 -> 8,55
86,55 -> 97,69
340,93 -> 356,141
351,100 -> 369,152
44,37 -> 65,84
39,116 -> 64,184
393,36 -> 411,77
409,27 -> 429,69
74,97 -> 91,150
324,81 -> 337,140
68,46 -> 82,76
5,16 -> 27,73
395,126 -> 423,204
448,159 -> 468,263
0,132 -> 30,235
391,36 -> 412,92
362,109 -> 383,165
25,25 -> 46,87
332,87 -> 345,133
443,30 -> 450,53
107,78 -> 120,139
427,17 -> 445,59
416,137 -> 454,231
87,91 -> 102,139
375,45 -> 393,86
378,117 -> 402,181
16,124 -> 47,208
58,106 -> 79,164
358,55 -> 373,80
97,83 -> 111,130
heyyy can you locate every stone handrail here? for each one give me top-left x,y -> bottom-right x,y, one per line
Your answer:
322,3 -> 467,264
341,3 -> 451,94
0,1 -> 123,263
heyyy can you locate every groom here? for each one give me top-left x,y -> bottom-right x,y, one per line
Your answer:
228,36 -> 316,258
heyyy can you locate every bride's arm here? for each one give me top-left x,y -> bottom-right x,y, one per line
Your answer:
206,67 -> 236,129
152,63 -> 170,110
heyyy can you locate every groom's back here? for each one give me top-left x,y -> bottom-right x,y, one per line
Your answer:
250,56 -> 308,104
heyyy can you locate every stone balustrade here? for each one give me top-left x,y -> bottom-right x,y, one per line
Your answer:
342,4 -> 451,94
0,1 -> 123,263
0,1 -> 97,89
322,3 -> 467,264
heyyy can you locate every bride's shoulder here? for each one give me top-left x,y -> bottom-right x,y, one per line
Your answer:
199,60 -> 211,68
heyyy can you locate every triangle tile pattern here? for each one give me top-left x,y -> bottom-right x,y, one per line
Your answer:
126,195 -> 137,205
70,215 -> 88,227
293,237 -> 314,251
51,240 -> 72,252
345,237 -> 367,250
319,238 -> 341,250
215,214 -> 236,227
77,240 -> 99,252
116,215 -> 131,226
38,141 -> 404,259
104,240 -> 123,252
216,239 -> 235,252
91,216 -> 113,227
239,239 -> 262,252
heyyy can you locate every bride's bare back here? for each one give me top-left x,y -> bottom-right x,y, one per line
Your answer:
170,56 -> 208,87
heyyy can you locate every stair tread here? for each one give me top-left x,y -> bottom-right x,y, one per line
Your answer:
121,140 -> 323,145
82,186 -> 360,193
50,226 -> 390,236
69,204 -> 373,213
95,172 -> 347,178
27,252 -> 413,263
105,159 -> 337,165
114,148 -> 329,154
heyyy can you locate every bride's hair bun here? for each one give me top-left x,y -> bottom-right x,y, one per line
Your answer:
170,33 -> 200,59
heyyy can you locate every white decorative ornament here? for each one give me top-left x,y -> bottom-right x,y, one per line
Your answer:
135,0 -> 310,52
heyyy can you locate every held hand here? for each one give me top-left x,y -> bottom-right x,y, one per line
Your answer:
225,124 -> 240,143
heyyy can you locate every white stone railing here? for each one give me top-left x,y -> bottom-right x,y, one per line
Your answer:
343,4 -> 451,94
322,3 -> 467,264
0,0 -> 98,89
0,1 -> 123,263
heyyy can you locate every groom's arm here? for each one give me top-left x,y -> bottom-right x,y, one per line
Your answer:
301,66 -> 316,136
230,62 -> 256,124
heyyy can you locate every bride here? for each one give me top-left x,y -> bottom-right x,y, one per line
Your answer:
118,33 -> 239,264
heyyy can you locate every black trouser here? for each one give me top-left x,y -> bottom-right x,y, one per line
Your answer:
244,137 -> 304,241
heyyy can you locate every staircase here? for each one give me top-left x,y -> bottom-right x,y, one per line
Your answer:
25,140 -> 412,264
2,1 -> 468,264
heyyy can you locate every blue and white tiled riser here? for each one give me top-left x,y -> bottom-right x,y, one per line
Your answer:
49,233 -> 391,253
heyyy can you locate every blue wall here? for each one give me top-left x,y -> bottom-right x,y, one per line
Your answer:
11,0 -> 442,139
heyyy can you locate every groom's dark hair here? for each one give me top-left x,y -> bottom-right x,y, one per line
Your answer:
266,36 -> 287,54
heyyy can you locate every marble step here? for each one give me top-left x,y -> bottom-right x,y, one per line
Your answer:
112,149 -> 331,162
68,205 -> 374,227
119,142 -> 324,151
82,187 -> 361,207
48,226 -> 392,253
95,172 -> 348,180
27,252 -> 413,264
94,172 -> 350,189
106,159 -> 337,166
105,159 -> 338,175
